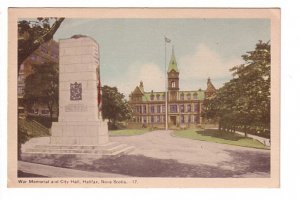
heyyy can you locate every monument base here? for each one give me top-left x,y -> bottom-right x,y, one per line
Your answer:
21,137 -> 135,158
50,120 -> 109,145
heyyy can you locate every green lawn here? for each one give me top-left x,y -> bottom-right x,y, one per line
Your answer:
109,129 -> 150,136
173,129 -> 267,149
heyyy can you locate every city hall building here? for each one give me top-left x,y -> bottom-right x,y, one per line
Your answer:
128,49 -> 217,128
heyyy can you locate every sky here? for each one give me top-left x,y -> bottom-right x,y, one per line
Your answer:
54,18 -> 270,97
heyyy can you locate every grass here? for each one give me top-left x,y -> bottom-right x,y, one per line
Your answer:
109,129 -> 150,136
173,129 -> 267,149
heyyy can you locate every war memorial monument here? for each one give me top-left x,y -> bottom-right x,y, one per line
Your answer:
22,35 -> 133,156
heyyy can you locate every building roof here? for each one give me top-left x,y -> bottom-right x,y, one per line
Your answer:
206,77 -> 216,93
138,90 -> 205,102
167,47 -> 179,73
143,92 -> 165,101
132,86 -> 144,95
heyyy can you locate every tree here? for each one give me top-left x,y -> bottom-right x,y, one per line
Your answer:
101,85 -> 132,128
24,62 -> 59,121
202,41 -> 271,137
18,17 -> 64,73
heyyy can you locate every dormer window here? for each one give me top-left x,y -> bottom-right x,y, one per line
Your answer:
150,95 -> 154,101
187,93 -> 191,100
180,93 -> 184,100
193,93 -> 198,100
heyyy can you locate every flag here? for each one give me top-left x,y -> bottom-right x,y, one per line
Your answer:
165,36 -> 171,43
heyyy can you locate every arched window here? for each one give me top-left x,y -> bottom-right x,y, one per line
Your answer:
171,81 -> 176,88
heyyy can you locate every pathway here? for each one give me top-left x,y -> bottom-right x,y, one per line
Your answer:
20,130 -> 270,178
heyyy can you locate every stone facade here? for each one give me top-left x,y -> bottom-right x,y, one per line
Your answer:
128,48 -> 216,129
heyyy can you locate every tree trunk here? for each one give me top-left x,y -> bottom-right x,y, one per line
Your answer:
244,125 -> 248,137
48,103 -> 53,122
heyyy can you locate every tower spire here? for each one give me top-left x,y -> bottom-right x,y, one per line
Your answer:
167,46 -> 179,73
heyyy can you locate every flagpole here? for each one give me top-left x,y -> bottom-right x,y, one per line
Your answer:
165,38 -> 168,131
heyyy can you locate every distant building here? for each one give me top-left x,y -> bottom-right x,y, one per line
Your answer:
128,48 -> 217,128
18,39 -> 59,118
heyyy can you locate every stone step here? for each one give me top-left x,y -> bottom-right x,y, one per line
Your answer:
25,148 -> 102,154
103,144 -> 128,154
34,142 -> 118,150
103,146 -> 135,158
23,142 -> 134,157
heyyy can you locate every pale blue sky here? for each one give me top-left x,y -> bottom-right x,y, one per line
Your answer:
54,18 -> 270,97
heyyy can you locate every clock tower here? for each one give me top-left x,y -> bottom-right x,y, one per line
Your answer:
167,47 -> 179,101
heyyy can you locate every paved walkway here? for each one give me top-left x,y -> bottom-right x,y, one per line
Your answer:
21,130 -> 270,178
18,161 -> 128,178
111,130 -> 270,170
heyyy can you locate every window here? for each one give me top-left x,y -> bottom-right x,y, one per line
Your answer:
180,94 -> 184,100
188,115 -> 191,123
194,115 -> 199,124
187,93 -> 191,100
162,105 -> 165,113
135,106 -> 139,113
150,95 -> 154,101
180,104 -> 184,113
181,115 -> 184,123
157,105 -> 161,113
156,94 -> 160,101
143,105 -> 147,113
18,87 -> 24,95
170,105 -> 177,113
171,81 -> 176,88
150,106 -> 155,113
193,93 -> 198,100
157,116 -> 161,123
194,104 -> 199,112
187,104 -> 191,112
151,116 -> 154,123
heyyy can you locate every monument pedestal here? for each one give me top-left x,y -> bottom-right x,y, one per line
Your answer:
51,120 -> 109,145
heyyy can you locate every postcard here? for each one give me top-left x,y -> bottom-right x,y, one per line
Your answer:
8,8 -> 280,187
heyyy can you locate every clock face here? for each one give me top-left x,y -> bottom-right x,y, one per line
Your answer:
70,82 -> 82,100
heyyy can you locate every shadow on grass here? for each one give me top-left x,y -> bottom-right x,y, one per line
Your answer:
20,153 -> 270,178
219,149 -> 270,176
196,129 -> 245,141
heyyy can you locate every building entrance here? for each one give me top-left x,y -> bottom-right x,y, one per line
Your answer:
170,116 -> 177,126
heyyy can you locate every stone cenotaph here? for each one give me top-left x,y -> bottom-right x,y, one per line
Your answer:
51,35 -> 109,145
22,35 -> 134,158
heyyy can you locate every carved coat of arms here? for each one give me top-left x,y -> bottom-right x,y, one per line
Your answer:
70,82 -> 82,100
